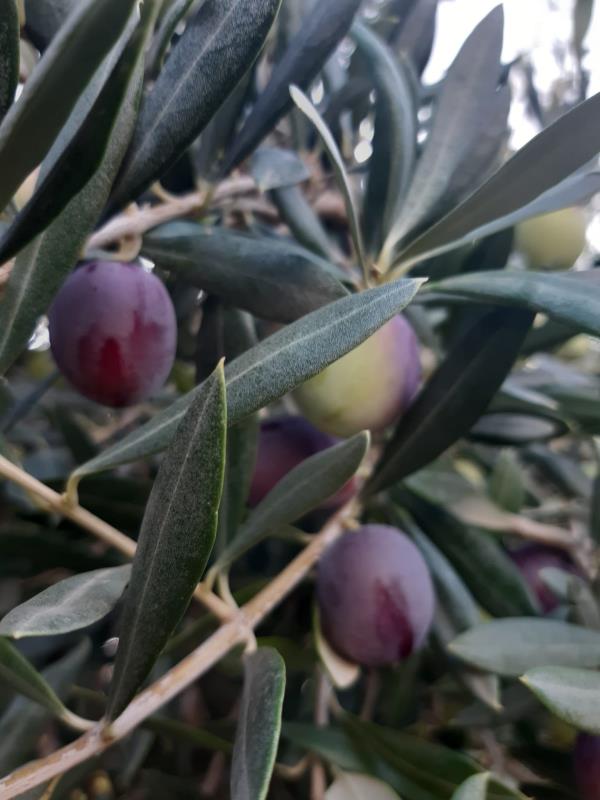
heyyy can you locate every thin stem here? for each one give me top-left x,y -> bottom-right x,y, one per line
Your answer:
0,500 -> 358,798
0,455 -> 231,621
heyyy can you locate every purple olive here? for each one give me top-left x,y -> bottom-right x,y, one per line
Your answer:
509,544 -> 577,613
49,261 -> 177,407
249,415 -> 356,508
293,314 -> 421,437
574,733 -> 600,800
317,525 -> 435,666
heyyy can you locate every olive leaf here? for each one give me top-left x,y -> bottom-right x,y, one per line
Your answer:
0,565 -> 131,639
450,619 -> 600,677
0,0 -> 19,121
0,0 -> 140,212
521,666 -> 600,733
69,278 -> 422,486
451,773 -> 490,800
106,364 -> 227,719
142,222 -> 348,324
368,308 -> 535,494
230,648 -> 286,800
0,637 -> 71,716
352,21 -> 417,255
111,0 -> 282,207
214,431 -> 368,571
223,0 -> 362,172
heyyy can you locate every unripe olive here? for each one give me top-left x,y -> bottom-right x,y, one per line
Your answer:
317,525 -> 435,666
509,543 -> 576,613
293,315 -> 421,438
49,261 -> 177,407
515,207 -> 587,270
574,733 -> 600,800
249,415 -> 356,508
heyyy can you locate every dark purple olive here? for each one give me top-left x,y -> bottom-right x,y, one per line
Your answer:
509,543 -> 577,613
249,415 -> 356,508
574,733 -> 600,800
317,525 -> 435,666
49,261 -> 177,407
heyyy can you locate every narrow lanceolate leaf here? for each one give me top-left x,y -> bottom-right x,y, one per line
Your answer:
352,21 -> 416,255
291,86 -> 368,279
401,491 -> 539,618
451,773 -> 490,800
270,184 -> 339,262
0,0 -> 139,213
368,308 -> 534,494
432,270 -> 600,339
0,0 -> 18,121
250,147 -> 311,191
230,648 -> 286,800
142,223 -> 348,324
69,278 -> 422,485
382,6 -> 504,260
0,27 -> 153,266
0,640 -> 90,776
522,666 -> 600,733
223,0 -> 362,172
391,86 -> 600,269
111,0 -> 282,208
0,637 -> 69,715
215,431 -> 368,570
0,565 -> 130,639
218,415 -> 259,552
106,365 -> 227,719
450,619 -> 600,677
0,1 -> 155,376
393,0 -> 438,75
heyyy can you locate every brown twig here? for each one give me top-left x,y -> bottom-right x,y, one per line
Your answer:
0,455 -> 231,621
0,499 -> 359,798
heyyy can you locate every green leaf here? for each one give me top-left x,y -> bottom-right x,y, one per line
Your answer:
291,85 -> 368,281
142,222 -> 348,324
106,364 -> 227,719
217,415 -> 259,553
431,269 -> 600,339
23,0 -> 77,51
230,647 -> 286,800
451,773 -> 490,800
250,146 -> 311,191
392,85 -> 600,268
469,412 -> 566,445
215,431 -> 368,570
400,490 -> 539,618
269,184 -> 340,262
0,637 -> 68,715
382,6 -> 504,260
69,278 -> 422,485
0,0 -> 139,213
352,21 -> 416,255
0,0 -> 19,121
111,0 -> 282,207
0,565 -> 131,638
223,0 -> 362,172
368,308 -> 534,494
521,666 -> 600,733
145,0 -> 196,77
0,20 -> 153,265
326,773 -> 401,800
0,640 -> 90,775
0,1 -> 155,375
450,619 -> 600,677
393,0 -> 438,75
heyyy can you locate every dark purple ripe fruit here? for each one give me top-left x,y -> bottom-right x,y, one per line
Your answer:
509,543 -> 577,613
49,261 -> 177,407
317,525 -> 435,666
249,415 -> 356,508
574,733 -> 600,800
